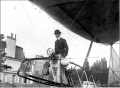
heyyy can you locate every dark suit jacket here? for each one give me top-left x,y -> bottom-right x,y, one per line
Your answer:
55,38 -> 68,57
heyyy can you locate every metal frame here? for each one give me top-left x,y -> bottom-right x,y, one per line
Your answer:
17,56 -> 100,87
17,57 -> 73,87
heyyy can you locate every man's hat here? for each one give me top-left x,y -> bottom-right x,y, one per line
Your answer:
54,29 -> 61,34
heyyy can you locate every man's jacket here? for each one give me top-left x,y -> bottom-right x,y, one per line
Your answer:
55,38 -> 68,57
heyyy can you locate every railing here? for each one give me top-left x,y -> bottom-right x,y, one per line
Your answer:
17,57 -> 99,87
17,57 -> 72,87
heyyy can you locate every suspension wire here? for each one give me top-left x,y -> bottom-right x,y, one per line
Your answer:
108,45 -> 120,85
61,2 -> 78,46
66,68 -> 73,86
66,0 -> 89,57
111,45 -> 120,72
20,1 -> 46,50
75,68 -> 82,87
111,45 -> 120,60
13,2 -> 36,56
81,70 -> 88,82
72,65 -> 81,87
70,67 -> 75,86
68,0 -> 89,29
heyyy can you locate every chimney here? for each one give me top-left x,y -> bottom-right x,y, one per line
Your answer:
15,34 -> 16,40
11,33 -> 13,38
9,33 -> 16,40
5,33 -> 16,58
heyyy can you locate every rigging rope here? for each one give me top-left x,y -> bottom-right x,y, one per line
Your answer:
66,0 -> 89,56
69,0 -> 89,29
20,1 -> 46,50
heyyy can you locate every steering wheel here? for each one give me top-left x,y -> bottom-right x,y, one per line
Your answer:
47,48 -> 54,56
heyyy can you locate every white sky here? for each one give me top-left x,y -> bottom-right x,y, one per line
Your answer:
1,1 -> 119,67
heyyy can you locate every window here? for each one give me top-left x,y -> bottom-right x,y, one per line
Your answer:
19,77 -> 22,83
12,75 -> 15,83
3,74 -> 7,82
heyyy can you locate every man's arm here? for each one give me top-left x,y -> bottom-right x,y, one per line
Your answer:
55,41 -> 57,53
63,39 -> 69,57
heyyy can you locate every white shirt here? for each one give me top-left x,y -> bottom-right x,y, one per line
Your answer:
57,37 -> 61,40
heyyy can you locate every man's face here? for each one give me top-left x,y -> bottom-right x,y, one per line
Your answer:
55,34 -> 60,38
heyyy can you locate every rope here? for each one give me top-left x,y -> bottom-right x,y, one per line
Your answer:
20,1 -> 46,50
69,0 -> 89,29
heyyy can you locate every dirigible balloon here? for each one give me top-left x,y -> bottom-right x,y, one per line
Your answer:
29,0 -> 119,44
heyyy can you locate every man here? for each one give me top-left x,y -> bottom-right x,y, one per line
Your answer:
54,29 -> 68,57
51,29 -> 69,84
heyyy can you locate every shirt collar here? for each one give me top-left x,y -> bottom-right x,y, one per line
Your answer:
57,37 -> 61,40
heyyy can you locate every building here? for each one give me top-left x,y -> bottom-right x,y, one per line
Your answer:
0,33 -> 31,84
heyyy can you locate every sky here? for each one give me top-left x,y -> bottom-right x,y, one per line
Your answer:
1,0 -> 119,67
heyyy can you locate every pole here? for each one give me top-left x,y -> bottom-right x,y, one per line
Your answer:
83,40 -> 93,68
